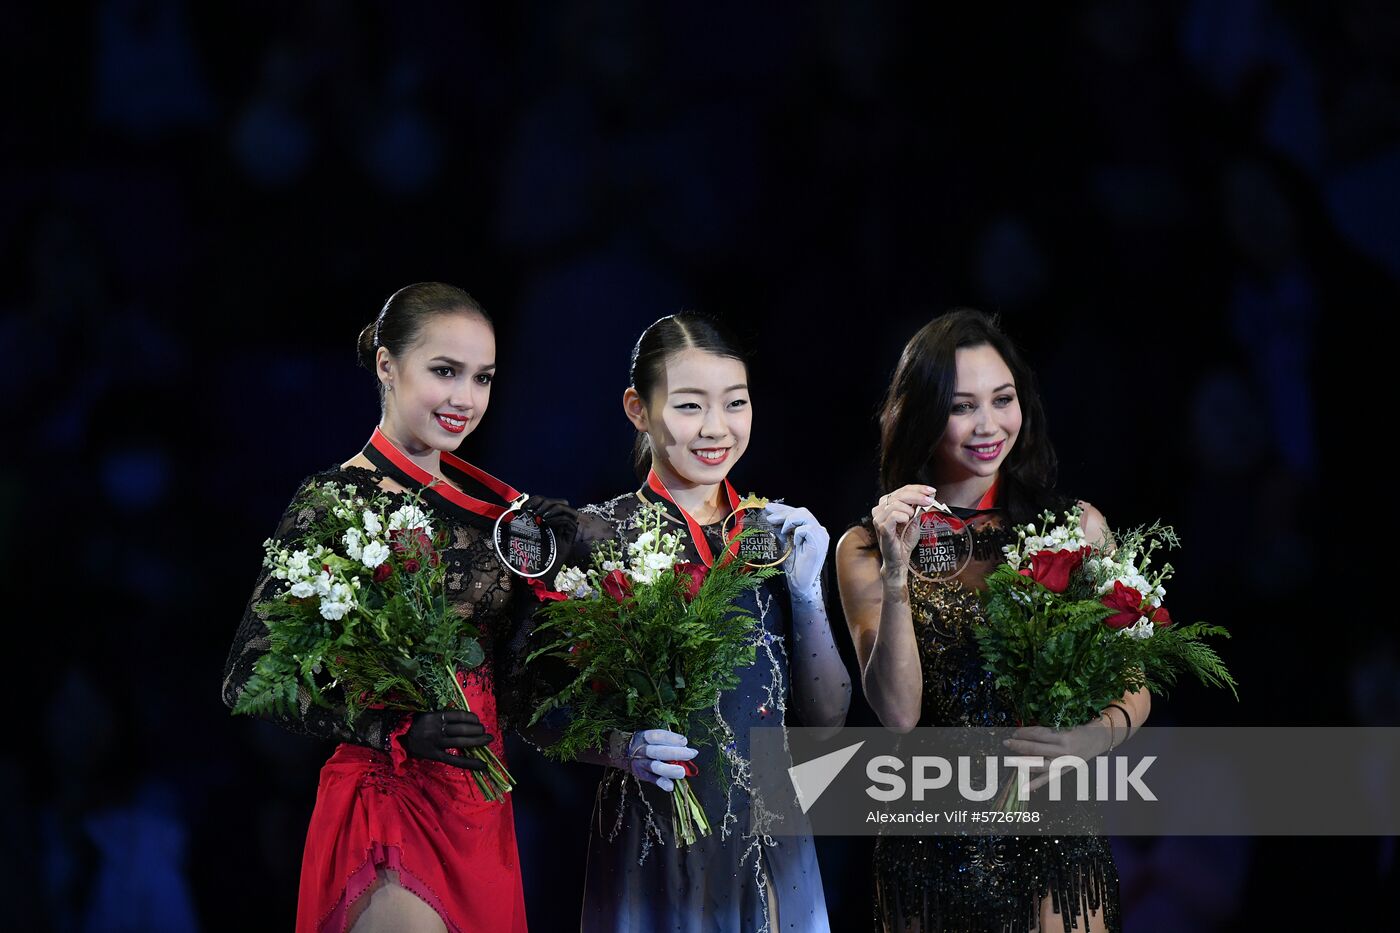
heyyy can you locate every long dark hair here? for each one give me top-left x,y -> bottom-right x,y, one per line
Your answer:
357,282 -> 493,405
628,312 -> 748,482
873,308 -> 1069,527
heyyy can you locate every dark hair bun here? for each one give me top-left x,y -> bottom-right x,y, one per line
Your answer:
357,320 -> 379,372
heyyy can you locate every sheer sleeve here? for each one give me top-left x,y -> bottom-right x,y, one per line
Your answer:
567,504 -> 620,567
220,468 -> 406,751
502,496 -> 628,754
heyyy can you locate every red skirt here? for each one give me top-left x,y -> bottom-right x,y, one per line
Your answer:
295,737 -> 526,932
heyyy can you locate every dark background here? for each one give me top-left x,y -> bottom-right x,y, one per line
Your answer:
5,1 -> 1398,929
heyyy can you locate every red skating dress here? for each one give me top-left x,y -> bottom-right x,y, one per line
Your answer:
223,432 -> 531,932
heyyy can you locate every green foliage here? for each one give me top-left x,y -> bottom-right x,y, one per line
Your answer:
975,521 -> 1238,729
233,480 -> 489,728
527,532 -> 776,770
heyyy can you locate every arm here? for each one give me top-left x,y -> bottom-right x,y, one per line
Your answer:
836,526 -> 923,732
763,503 -> 851,736
1079,499 -> 1152,738
788,582 -> 853,736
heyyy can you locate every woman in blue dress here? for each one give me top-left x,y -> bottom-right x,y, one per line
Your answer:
553,312 -> 851,932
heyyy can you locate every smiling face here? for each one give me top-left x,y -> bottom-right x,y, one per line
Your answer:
377,311 -> 496,454
624,348 -> 751,490
930,343 -> 1022,482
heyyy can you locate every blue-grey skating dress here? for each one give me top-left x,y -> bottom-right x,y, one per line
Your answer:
571,491 -> 831,933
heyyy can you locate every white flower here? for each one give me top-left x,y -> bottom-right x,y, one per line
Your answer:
555,565 -> 594,599
343,527 -> 364,562
601,559 -> 624,574
289,580 -> 316,598
1122,616 -> 1155,640
388,504 -> 433,535
313,570 -> 333,597
641,551 -> 674,574
629,530 -> 657,555
361,540 -> 390,569
319,581 -> 356,620
362,510 -> 383,536
285,550 -> 315,581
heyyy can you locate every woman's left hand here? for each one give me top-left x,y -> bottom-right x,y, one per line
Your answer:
1002,719 -> 1113,793
523,495 -> 580,552
763,502 -> 830,600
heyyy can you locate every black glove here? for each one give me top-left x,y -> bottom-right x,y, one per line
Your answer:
397,710 -> 493,771
522,494 -> 580,555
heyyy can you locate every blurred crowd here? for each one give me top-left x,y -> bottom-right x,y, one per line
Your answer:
3,1 -> 1397,929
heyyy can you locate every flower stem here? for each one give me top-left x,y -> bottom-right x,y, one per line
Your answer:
671,779 -> 711,846
446,663 -> 515,799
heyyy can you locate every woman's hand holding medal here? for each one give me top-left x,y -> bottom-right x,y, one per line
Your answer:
494,494 -> 579,578
870,485 -> 941,584
763,502 -> 829,602
520,494 -> 580,553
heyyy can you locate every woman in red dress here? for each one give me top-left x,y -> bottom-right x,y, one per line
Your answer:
224,282 -> 577,932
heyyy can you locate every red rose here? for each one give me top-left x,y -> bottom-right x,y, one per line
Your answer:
373,563 -> 393,583
601,569 -> 633,602
390,528 -> 440,567
403,558 -> 421,574
1024,547 -> 1085,593
673,561 -> 709,602
1101,581 -> 1145,629
1151,605 -> 1173,628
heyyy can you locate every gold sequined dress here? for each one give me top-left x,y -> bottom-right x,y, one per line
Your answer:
870,505 -> 1121,933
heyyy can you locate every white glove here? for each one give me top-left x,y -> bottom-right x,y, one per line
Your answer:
763,502 -> 830,600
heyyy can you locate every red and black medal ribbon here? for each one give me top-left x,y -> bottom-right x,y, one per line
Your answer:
945,476 -> 1002,522
362,426 -> 522,524
641,468 -> 744,568
970,477 -> 1000,512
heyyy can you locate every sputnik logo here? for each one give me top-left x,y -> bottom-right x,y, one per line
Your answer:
787,741 -> 866,814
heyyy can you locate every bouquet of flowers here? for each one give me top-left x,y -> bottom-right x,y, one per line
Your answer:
526,502 -> 776,846
232,479 -> 514,800
973,504 -> 1237,808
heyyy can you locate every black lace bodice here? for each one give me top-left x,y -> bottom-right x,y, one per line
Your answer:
906,509 -> 1020,727
221,464 -> 520,750
872,503 -> 1122,933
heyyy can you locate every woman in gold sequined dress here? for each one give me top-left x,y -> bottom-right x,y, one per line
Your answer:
835,309 -> 1151,932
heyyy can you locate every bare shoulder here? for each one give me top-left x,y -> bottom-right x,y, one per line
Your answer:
339,453 -> 408,494
836,524 -> 876,566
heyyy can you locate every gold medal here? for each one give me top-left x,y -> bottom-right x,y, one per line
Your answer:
720,493 -> 794,569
